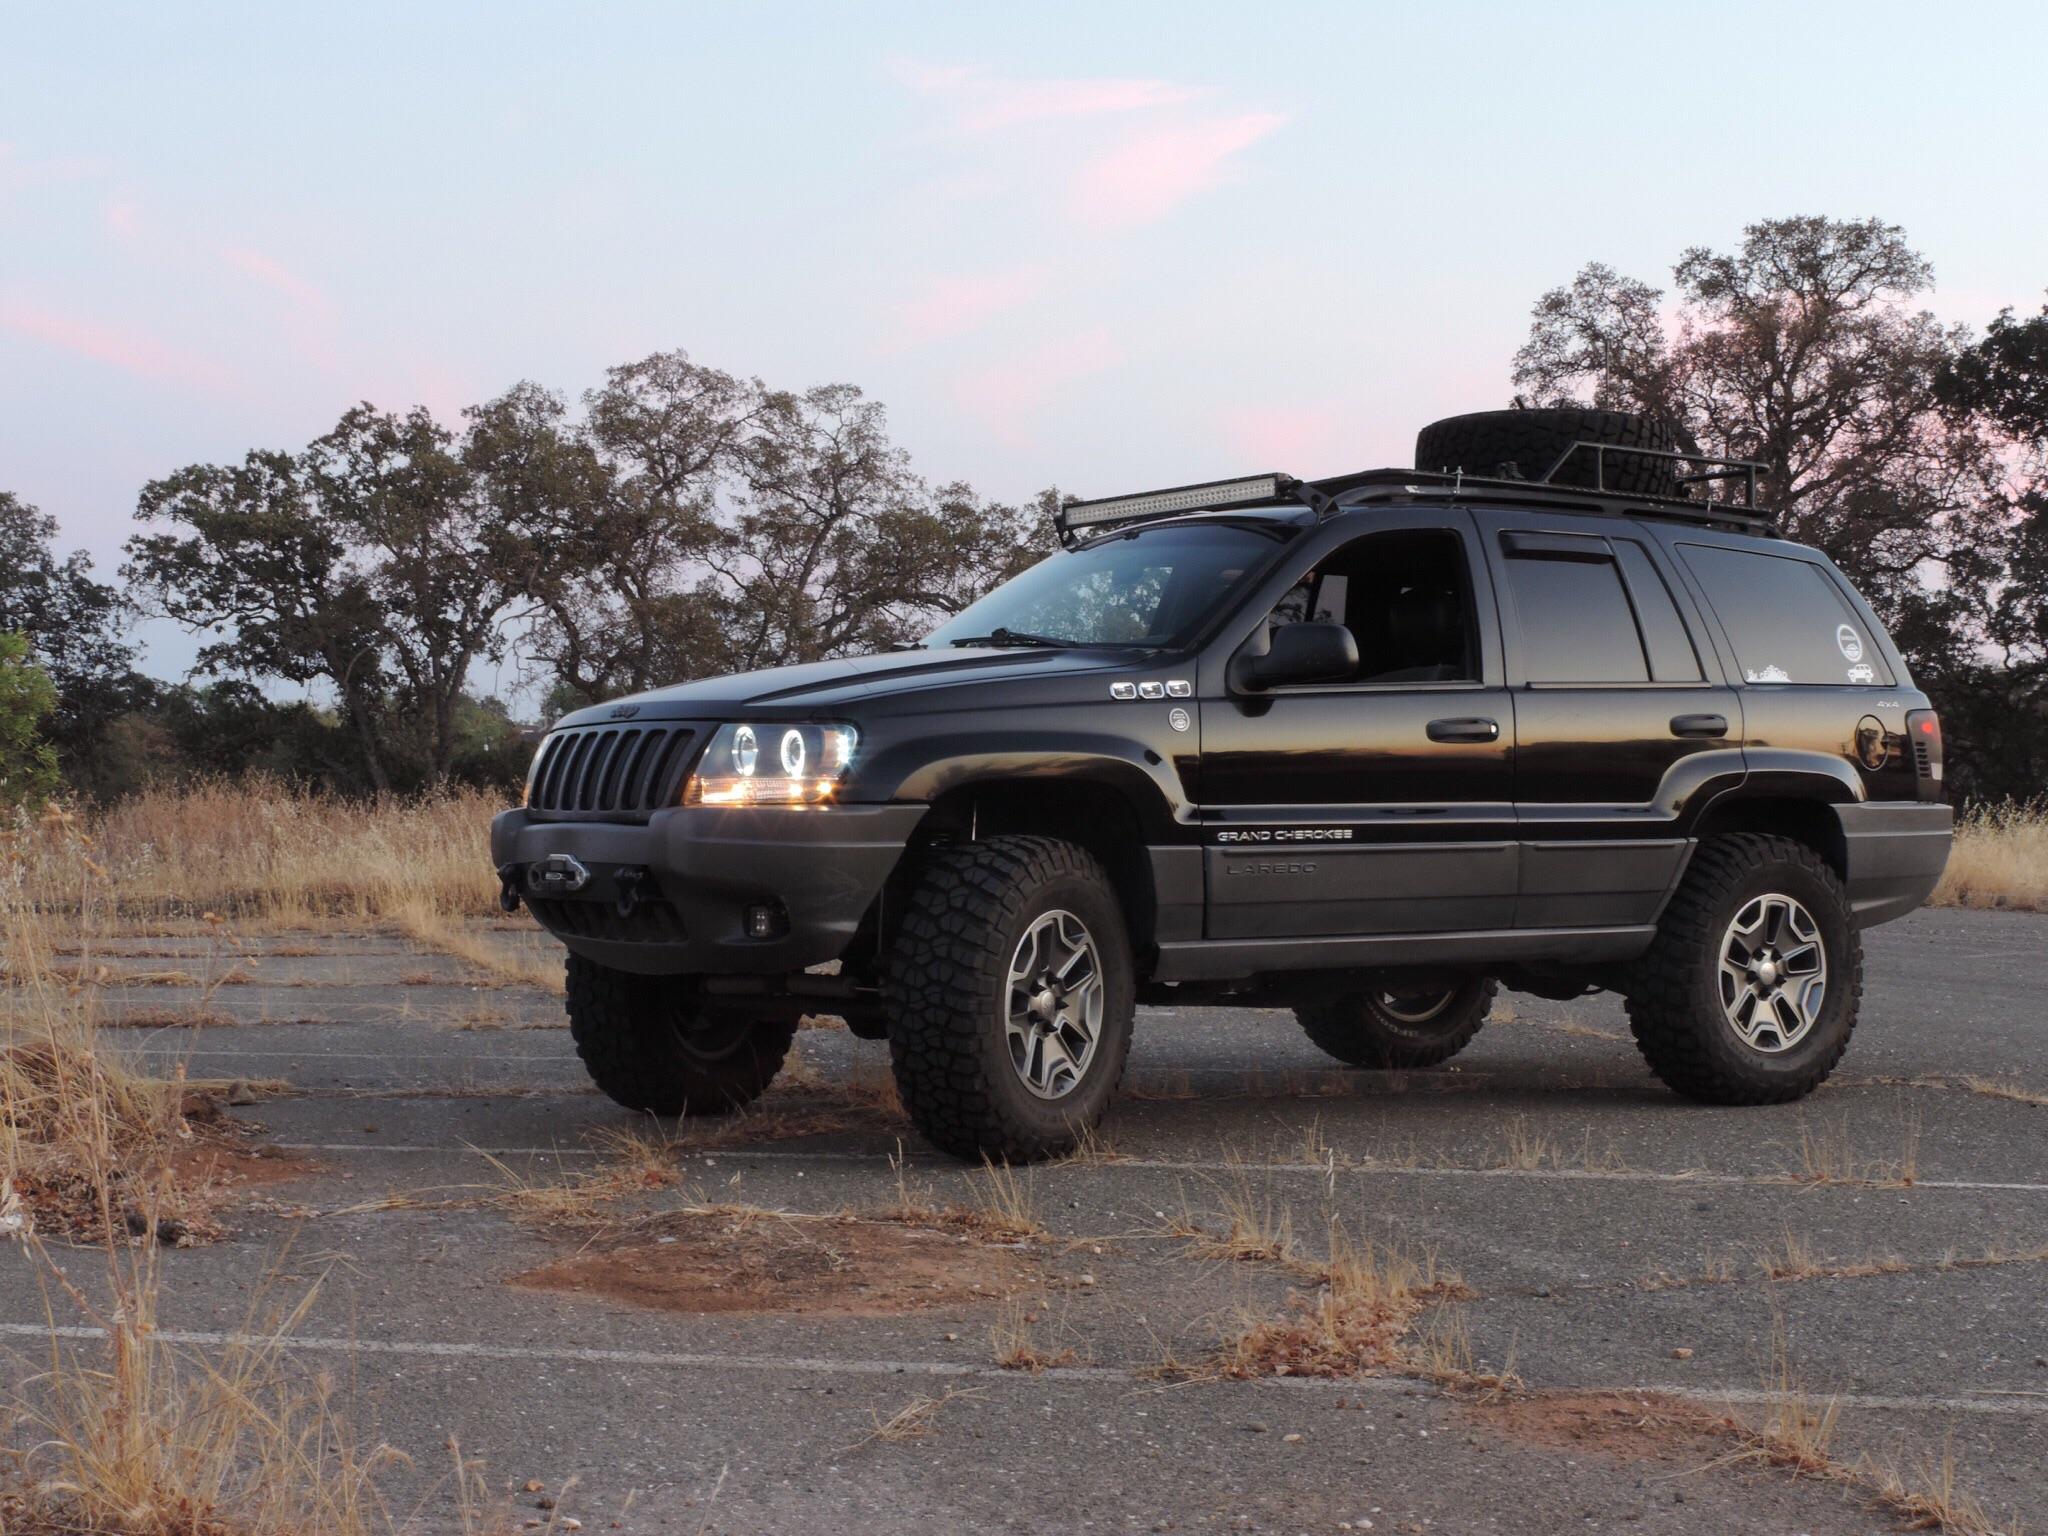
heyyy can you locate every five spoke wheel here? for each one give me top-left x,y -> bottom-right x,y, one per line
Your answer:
1716,893 -> 1828,1053
1005,909 -> 1104,1099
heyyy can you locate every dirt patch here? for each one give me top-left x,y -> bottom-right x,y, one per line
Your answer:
166,1141 -> 321,1194
1468,1391 -> 1732,1464
511,1207 -> 1040,1317
8,1139 -> 317,1247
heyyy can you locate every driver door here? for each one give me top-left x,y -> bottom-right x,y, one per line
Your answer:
1197,509 -> 1518,940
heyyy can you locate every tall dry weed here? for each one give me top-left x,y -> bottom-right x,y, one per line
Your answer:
9,780 -> 506,929
1931,797 -> 2048,912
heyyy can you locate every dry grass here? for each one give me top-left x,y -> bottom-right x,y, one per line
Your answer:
1488,1115 -> 1627,1175
1757,1229 -> 1909,1283
1954,1074 -> 2048,1108
841,1386 -> 985,1452
989,1296 -> 1076,1372
3,850 -> 236,1243
1932,798 -> 2048,912
1,827 -> 539,1534
1842,1072 -> 2048,1108
387,900 -> 562,995
0,1235 -> 412,1536
1203,1220 -> 1464,1380
1782,1110 -> 1920,1188
1170,1158 -> 1298,1266
14,783 -> 506,928
1856,1439 -> 2010,1536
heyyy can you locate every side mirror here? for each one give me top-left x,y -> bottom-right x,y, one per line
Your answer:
1233,621 -> 1360,691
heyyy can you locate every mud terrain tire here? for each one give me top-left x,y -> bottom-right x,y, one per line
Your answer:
565,954 -> 796,1115
1296,976 -> 1496,1069
1623,835 -> 1862,1104
1415,407 -> 1683,498
886,835 -> 1135,1163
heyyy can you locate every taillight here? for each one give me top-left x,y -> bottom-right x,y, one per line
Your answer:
1905,709 -> 1943,798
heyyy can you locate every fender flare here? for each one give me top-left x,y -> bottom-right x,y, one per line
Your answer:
872,734 -> 1187,843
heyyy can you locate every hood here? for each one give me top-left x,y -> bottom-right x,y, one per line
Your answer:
552,645 -> 1141,726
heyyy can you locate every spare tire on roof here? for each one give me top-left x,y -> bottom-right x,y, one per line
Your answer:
1414,407 -> 1684,500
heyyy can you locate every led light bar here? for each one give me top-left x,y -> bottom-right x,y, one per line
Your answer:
1058,473 -> 1290,534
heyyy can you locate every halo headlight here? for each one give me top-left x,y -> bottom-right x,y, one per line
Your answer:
686,723 -> 858,807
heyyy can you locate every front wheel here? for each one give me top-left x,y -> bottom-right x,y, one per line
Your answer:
1295,975 -> 1496,1069
885,836 -> 1135,1162
1623,835 -> 1862,1104
564,955 -> 796,1115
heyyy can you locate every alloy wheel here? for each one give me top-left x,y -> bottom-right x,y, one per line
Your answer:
1717,893 -> 1828,1053
1005,909 -> 1105,1099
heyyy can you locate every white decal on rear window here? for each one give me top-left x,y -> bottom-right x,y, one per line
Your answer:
1836,625 -> 1864,662
1846,663 -> 1876,684
1745,664 -> 1792,683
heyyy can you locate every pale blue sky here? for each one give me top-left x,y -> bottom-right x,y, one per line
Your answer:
6,1 -> 2045,693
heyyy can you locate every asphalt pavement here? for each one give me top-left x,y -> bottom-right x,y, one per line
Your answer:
4,906 -> 2043,1533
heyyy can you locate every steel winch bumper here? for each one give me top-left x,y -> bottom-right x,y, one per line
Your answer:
490,803 -> 928,976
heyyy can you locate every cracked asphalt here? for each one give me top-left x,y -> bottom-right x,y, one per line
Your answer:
4,906 -> 2043,1533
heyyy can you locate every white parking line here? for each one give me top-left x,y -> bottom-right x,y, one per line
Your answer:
0,1323 -> 2038,1417
270,1141 -> 2048,1193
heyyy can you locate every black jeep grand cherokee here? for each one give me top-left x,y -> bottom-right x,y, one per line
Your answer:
492,408 -> 1953,1161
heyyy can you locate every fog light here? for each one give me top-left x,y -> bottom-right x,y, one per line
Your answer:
744,903 -> 787,940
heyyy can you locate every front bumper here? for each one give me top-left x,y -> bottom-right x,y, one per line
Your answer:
1833,801 -> 1953,928
490,803 -> 928,975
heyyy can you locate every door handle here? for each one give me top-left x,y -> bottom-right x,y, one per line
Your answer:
1670,713 -> 1729,739
1427,717 -> 1499,743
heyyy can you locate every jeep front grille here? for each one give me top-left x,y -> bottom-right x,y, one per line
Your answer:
526,725 -> 697,819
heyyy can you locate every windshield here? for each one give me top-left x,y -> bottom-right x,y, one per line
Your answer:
925,523 -> 1292,649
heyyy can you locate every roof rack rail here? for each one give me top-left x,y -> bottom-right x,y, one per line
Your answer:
1052,441 -> 1777,544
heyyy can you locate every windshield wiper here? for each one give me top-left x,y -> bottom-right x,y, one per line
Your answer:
945,627 -> 1076,649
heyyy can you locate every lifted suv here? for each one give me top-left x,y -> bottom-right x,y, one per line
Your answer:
492,408 -> 1954,1161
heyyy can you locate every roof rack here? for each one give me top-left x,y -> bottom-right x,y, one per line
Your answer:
1052,442 -> 1776,545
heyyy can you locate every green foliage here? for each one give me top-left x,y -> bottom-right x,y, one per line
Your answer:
124,351 -> 1053,793
0,631 -> 61,808
1921,302 -> 2048,801
531,353 -> 1052,709
0,490 -> 151,777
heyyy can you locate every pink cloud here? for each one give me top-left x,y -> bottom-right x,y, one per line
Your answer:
219,245 -> 341,371
103,199 -> 142,239
0,294 -> 231,389
888,264 -> 1048,350
1070,113 -> 1286,229
954,328 -> 1120,447
220,245 -> 329,311
892,60 -> 1198,131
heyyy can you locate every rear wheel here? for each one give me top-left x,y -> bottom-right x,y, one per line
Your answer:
885,836 -> 1135,1162
1623,835 -> 1861,1104
564,954 -> 796,1115
1295,976 -> 1496,1069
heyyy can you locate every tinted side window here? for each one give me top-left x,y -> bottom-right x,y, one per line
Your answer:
1613,541 -> 1703,683
1504,549 -> 1649,684
1679,545 -> 1896,686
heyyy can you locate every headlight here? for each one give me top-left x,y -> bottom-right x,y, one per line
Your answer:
685,723 -> 858,806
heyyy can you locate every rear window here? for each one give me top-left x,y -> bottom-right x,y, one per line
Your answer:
1679,545 -> 1894,686
1502,548 -> 1649,684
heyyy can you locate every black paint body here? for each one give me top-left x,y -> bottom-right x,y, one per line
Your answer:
491,491 -> 1953,987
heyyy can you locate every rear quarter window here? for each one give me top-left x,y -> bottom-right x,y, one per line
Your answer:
1678,544 -> 1895,686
